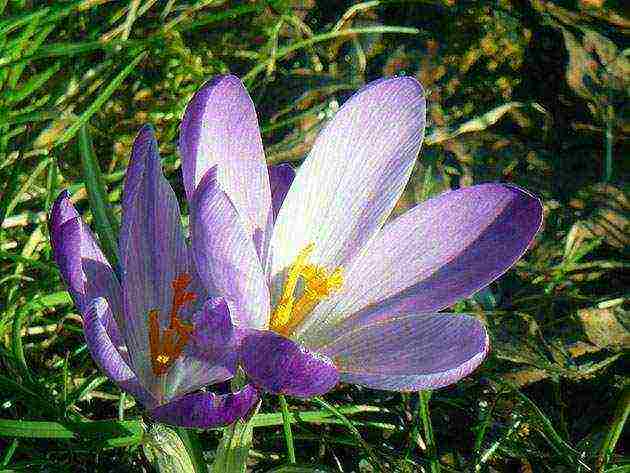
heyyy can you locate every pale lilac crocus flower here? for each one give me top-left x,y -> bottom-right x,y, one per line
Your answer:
179,75 -> 543,397
49,126 -> 259,427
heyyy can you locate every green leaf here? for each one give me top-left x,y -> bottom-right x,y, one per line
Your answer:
597,385 -> 630,471
78,124 -> 120,269
143,424 -> 202,473
278,394 -> 296,464
54,51 -> 146,148
211,408 -> 259,473
266,465 -> 333,473
0,419 -> 144,449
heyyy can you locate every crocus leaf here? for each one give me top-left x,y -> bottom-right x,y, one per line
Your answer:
78,124 -> 120,270
143,424 -> 205,473
0,419 -> 143,449
211,373 -> 260,473
266,465 -> 333,473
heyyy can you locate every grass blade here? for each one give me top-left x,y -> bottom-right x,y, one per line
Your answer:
77,124 -> 120,269
418,391 -> 440,473
0,419 -> 143,448
278,394 -> 297,464
54,51 -> 146,148
597,385 -> 629,472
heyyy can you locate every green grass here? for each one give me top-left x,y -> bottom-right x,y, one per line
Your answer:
0,1 -> 628,472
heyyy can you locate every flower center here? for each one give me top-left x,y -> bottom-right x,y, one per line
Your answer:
270,244 -> 343,336
148,273 -> 197,376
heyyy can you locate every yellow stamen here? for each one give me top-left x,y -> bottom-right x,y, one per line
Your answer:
270,244 -> 315,329
270,244 -> 343,336
156,354 -> 170,365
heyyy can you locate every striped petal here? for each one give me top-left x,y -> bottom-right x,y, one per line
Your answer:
271,77 -> 426,283
268,164 -> 295,222
180,75 -> 272,261
83,298 -> 156,408
241,330 -> 339,398
296,184 -> 542,346
162,298 -> 241,401
150,385 -> 259,428
190,167 -> 270,329
317,314 -> 489,391
50,191 -> 123,347
119,130 -> 190,390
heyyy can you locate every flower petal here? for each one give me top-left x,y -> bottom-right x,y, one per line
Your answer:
122,124 -> 155,212
187,297 -> 237,364
190,167 -> 270,329
271,77 -> 426,280
241,330 -> 339,398
119,132 -> 189,389
84,298 -> 157,408
150,385 -> 259,428
162,298 -> 241,401
296,184 -> 542,345
50,191 -> 123,346
268,164 -> 295,222
180,75 -> 272,260
317,313 -> 489,391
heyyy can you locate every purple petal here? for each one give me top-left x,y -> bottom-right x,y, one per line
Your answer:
122,125 -> 156,212
50,192 -> 123,347
241,330 -> 339,398
162,298 -> 240,401
119,131 -> 190,389
317,313 -> 489,391
297,184 -> 542,345
180,75 -> 272,261
84,298 -> 157,408
190,167 -> 270,329
150,385 -> 259,428
270,77 -> 426,279
268,164 -> 295,222
188,298 -> 236,363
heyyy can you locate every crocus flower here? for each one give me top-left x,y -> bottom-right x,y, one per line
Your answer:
49,125 -> 259,427
180,75 -> 543,398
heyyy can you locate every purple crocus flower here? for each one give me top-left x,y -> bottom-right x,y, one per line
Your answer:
49,126 -> 259,427
180,75 -> 543,398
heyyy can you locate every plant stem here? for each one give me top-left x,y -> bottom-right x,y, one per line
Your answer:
278,394 -> 296,464
418,390 -> 440,473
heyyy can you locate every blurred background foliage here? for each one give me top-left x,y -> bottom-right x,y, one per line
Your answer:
0,1 -> 627,472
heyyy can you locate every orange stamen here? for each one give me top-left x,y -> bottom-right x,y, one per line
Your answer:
148,273 -> 197,376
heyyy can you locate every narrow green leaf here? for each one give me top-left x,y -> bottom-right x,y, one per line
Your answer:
266,465 -> 333,473
11,305 -> 31,382
602,466 -> 630,473
37,291 -> 72,308
65,374 -> 108,409
418,391 -> 440,473
5,62 -> 61,105
144,423 -> 198,473
243,25 -> 420,86
0,419 -> 144,448
0,375 -> 46,406
54,51 -> 146,147
0,438 -> 18,468
212,415 -> 257,473
77,124 -> 120,269
278,395 -> 296,464
3,158 -> 49,222
597,385 -> 629,472
175,427 -> 208,473
310,397 -> 384,470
